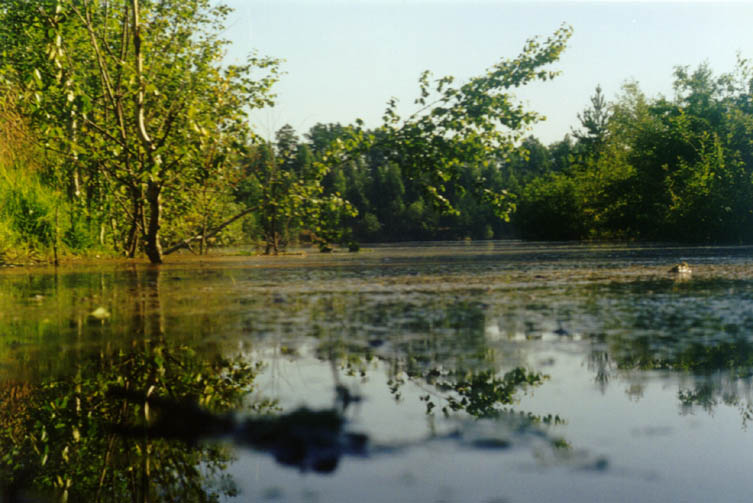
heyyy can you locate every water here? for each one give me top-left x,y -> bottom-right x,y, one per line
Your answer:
1,241 -> 753,502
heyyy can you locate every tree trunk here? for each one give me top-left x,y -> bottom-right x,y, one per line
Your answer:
199,213 -> 207,255
144,181 -> 163,264
267,213 -> 279,255
126,194 -> 142,258
133,0 -> 160,265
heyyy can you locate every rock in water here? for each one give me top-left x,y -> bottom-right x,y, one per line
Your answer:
668,262 -> 692,275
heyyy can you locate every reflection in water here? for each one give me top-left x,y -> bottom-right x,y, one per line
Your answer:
0,342 -> 266,502
577,279 -> 753,421
0,267 -> 271,502
0,341 -> 566,500
2,243 -> 753,500
0,262 -> 567,501
110,386 -> 369,474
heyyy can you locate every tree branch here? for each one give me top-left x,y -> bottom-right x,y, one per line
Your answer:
163,205 -> 259,255
131,0 -> 152,148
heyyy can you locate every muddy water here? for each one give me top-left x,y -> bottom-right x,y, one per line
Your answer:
1,241 -> 753,502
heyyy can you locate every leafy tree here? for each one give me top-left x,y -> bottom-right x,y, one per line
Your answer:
311,25 -> 572,233
0,0 -> 279,263
516,171 -> 583,240
502,135 -> 553,193
548,134 -> 574,173
516,58 -> 753,243
373,25 -> 573,220
236,126 -> 356,254
237,142 -> 292,254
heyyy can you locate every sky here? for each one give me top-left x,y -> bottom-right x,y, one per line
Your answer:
216,1 -> 753,144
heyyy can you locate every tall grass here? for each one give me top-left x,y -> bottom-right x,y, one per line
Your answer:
0,165 -> 59,257
0,86 -> 91,262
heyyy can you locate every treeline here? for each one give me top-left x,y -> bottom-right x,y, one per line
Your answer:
238,123 -> 517,249
518,63 -> 753,243
0,0 -> 571,262
224,56 -> 753,249
5,1 -> 753,264
253,56 -> 753,247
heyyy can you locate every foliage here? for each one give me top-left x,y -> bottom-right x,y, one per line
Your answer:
0,0 -> 279,263
235,127 -> 356,254
571,84 -> 610,154
517,171 -> 583,240
0,83 -> 96,261
229,25 -> 573,248
353,24 -> 573,222
515,60 -> 753,244
7,6 -> 753,254
252,25 -> 571,246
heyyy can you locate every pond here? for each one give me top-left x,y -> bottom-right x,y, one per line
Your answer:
2,241 -> 753,502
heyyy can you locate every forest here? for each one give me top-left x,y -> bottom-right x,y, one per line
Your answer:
2,0 -> 753,264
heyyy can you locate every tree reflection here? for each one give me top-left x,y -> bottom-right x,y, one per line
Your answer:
591,331 -> 753,423
318,325 -> 564,427
305,293 -> 563,422
416,367 -> 550,419
565,278 -> 753,422
0,265 -> 276,502
0,342 -> 268,502
586,349 -> 613,394
0,263 -> 580,494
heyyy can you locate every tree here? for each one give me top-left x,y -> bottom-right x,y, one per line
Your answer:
548,134 -> 574,173
572,84 -> 610,155
237,142 -> 292,254
0,0 -> 279,263
236,126 -> 356,254
503,136 -> 553,187
321,25 -> 572,225
516,57 -> 753,243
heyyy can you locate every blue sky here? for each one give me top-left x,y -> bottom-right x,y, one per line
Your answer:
217,1 -> 753,144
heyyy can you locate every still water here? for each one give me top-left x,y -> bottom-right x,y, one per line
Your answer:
2,241 -> 753,502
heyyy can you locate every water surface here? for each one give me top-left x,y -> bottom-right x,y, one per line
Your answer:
2,241 -> 753,502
